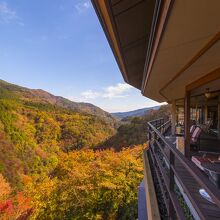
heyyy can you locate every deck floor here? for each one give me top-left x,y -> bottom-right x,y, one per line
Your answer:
163,136 -> 220,220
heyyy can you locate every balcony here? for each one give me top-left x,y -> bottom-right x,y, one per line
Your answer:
143,118 -> 220,220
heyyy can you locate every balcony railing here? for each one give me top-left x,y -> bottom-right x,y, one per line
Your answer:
147,118 -> 220,219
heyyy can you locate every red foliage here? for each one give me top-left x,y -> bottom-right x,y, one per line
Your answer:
0,192 -> 32,219
0,200 -> 13,216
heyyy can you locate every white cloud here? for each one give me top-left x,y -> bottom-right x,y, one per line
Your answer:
79,83 -> 133,101
0,2 -> 17,23
81,90 -> 100,99
75,1 -> 91,14
0,1 -> 23,26
65,95 -> 83,103
64,83 -> 165,112
103,83 -> 132,99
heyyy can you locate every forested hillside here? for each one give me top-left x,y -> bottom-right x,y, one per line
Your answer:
0,80 -> 170,219
0,80 -> 117,125
100,105 -> 171,150
0,80 -> 117,187
0,146 -> 145,219
0,80 -> 148,219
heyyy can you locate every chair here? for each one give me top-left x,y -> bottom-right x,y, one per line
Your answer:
190,125 -> 196,135
174,125 -> 197,146
191,127 -> 202,150
200,119 -> 213,134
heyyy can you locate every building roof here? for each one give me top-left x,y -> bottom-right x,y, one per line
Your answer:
92,0 -> 220,102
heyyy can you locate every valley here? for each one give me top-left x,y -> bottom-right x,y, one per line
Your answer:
0,80 -> 169,219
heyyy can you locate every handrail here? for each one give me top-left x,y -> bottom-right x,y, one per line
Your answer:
148,121 -> 220,207
148,118 -> 164,124
149,147 -> 186,219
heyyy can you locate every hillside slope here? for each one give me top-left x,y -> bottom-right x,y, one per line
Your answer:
100,105 -> 171,150
0,80 -> 170,219
0,80 -> 116,186
0,80 -> 117,124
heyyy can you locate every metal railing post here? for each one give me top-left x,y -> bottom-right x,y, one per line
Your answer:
148,126 -> 152,145
169,150 -> 175,219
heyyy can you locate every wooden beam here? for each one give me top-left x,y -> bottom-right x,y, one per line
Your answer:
218,95 -> 220,139
184,91 -> 191,158
160,32 -> 220,96
171,101 -> 176,136
205,104 -> 208,123
142,0 -> 173,92
195,98 -> 198,122
186,67 -> 220,91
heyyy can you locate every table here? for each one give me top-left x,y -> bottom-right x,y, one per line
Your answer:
202,163 -> 220,188
210,129 -> 218,137
191,156 -> 210,171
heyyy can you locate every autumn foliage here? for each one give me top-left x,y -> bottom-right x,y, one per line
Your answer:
23,145 -> 145,219
0,174 -> 32,219
0,80 -> 170,219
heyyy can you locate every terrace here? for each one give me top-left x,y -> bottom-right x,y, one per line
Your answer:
145,119 -> 220,219
92,0 -> 220,219
143,84 -> 220,219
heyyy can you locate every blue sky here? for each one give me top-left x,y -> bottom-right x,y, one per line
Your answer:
0,0 -> 161,112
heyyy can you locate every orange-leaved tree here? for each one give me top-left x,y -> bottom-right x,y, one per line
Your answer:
0,174 -> 32,220
25,145 -> 146,219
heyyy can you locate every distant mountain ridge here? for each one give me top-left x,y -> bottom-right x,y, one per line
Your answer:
112,106 -> 161,119
0,79 -> 116,124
